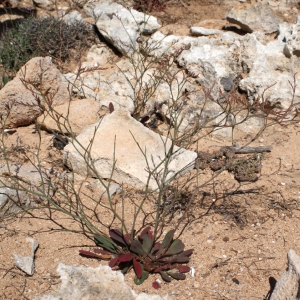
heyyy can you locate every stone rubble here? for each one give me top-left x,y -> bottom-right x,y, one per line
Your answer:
13,237 -> 39,276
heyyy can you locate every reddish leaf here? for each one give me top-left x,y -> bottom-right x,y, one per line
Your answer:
139,226 -> 151,239
133,257 -> 143,279
124,233 -> 132,244
109,256 -> 119,268
109,102 -> 114,113
118,253 -> 136,262
152,281 -> 161,289
178,249 -> 194,257
176,265 -> 190,273
153,242 -> 161,251
93,249 -> 111,255
153,264 -> 170,273
109,229 -> 127,246
148,230 -> 153,239
79,250 -> 102,259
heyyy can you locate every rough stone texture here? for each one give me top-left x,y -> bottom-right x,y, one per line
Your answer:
194,19 -> 229,30
190,27 -> 223,36
13,237 -> 38,276
64,108 -> 197,190
0,188 -> 32,217
84,1 -> 161,55
226,4 -> 281,33
34,263 -> 171,300
37,99 -> 101,136
80,44 -> 114,68
62,10 -> 83,25
64,59 -> 135,111
238,33 -> 300,109
270,249 -> 300,299
0,57 -> 69,128
279,16 -> 300,58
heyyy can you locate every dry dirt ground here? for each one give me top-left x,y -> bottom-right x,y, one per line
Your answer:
1,1 -> 300,300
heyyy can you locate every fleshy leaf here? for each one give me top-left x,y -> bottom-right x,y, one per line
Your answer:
79,250 -> 100,259
141,234 -> 153,255
176,265 -> 190,273
124,233 -> 132,244
159,230 -> 175,254
93,249 -> 111,255
134,270 -> 149,285
133,257 -> 143,278
152,281 -> 161,289
160,271 -> 172,282
94,235 -> 118,253
109,229 -> 127,246
165,239 -> 184,255
131,239 -> 145,256
153,264 -> 170,273
139,226 -> 151,239
167,272 -> 186,280
109,256 -> 119,268
118,253 -> 136,262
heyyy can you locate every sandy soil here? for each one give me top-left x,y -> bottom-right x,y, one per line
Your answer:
1,1 -> 300,300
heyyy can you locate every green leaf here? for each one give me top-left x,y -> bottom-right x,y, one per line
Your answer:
94,235 -> 119,253
160,271 -> 172,282
165,239 -> 184,255
159,230 -> 175,254
141,234 -> 153,255
167,272 -> 186,280
131,239 -> 145,256
134,270 -> 149,285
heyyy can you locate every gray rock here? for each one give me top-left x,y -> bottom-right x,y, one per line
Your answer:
64,61 -> 135,112
270,249 -> 300,299
62,11 -> 83,25
190,27 -> 223,36
13,237 -> 38,276
279,17 -> 300,58
226,4 -> 281,33
64,108 -> 197,190
0,188 -> 32,217
84,1 -> 161,55
34,263 -> 171,300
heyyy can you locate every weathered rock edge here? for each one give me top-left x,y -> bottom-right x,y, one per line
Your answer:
34,263 -> 171,300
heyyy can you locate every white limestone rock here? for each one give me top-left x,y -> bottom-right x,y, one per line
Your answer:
63,108 -> 197,190
13,237 -> 38,276
84,1 -> 161,55
226,3 -> 281,34
270,249 -> 300,299
190,27 -> 223,36
34,263 -> 171,300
